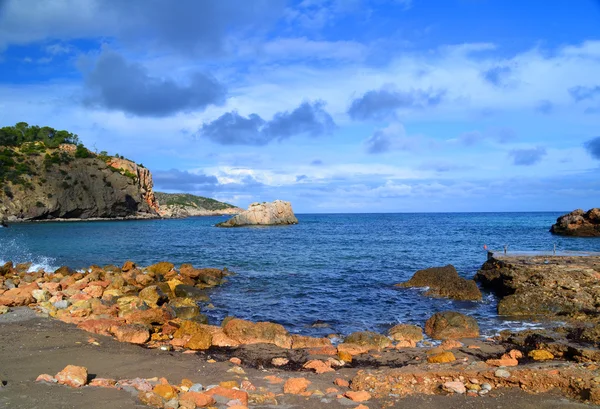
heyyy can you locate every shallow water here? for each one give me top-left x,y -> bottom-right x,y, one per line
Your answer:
1,212 -> 599,337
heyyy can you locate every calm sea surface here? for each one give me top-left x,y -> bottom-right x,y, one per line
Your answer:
2,212 -> 599,338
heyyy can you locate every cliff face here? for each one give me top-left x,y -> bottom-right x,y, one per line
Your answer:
0,145 -> 160,221
154,192 -> 242,218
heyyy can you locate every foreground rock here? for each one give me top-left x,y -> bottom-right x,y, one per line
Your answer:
475,254 -> 600,320
550,208 -> 600,237
396,265 -> 482,301
216,200 -> 298,227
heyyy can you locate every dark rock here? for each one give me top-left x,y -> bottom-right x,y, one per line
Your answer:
396,265 -> 482,301
550,208 -> 600,237
424,311 -> 480,340
173,285 -> 210,302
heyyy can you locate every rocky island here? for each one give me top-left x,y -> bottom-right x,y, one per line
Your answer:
216,200 -> 298,227
550,208 -> 600,237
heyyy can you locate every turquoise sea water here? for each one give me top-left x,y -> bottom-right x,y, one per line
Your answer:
1,212 -> 599,338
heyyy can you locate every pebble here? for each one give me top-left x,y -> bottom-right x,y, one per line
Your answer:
227,366 -> 246,375
495,369 -> 511,378
188,383 -> 204,392
164,398 -> 179,409
0,306 -> 9,314
443,381 -> 466,394
481,383 -> 492,391
479,389 -> 489,396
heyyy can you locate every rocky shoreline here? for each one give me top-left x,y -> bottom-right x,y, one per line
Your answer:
2,255 -> 600,408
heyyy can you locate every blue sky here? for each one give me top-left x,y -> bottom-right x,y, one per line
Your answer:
1,0 -> 599,212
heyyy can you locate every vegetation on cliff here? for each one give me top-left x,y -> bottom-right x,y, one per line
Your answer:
155,192 -> 237,211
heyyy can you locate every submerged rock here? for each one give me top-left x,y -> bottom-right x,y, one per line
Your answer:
550,208 -> 600,237
396,265 -> 482,301
216,200 -> 298,227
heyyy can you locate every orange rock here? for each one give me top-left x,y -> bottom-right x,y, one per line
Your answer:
303,359 -> 334,374
113,324 -> 150,344
240,380 -> 256,391
230,357 -> 242,365
179,391 -> 215,407
264,375 -> 284,384
308,345 -> 338,356
219,380 -> 238,389
0,284 -> 37,306
89,378 -> 116,388
337,349 -> 354,362
82,285 -> 104,298
223,318 -> 292,349
205,386 -> 248,406
355,405 -> 370,409
345,390 -> 371,402
186,331 -> 212,350
440,340 -> 463,350
326,387 -> 339,394
427,351 -> 456,363
334,378 -> 349,387
291,334 -> 332,349
138,391 -> 164,408
122,261 -> 136,272
180,378 -> 194,391
77,318 -> 123,336
395,340 -> 416,348
55,365 -> 88,388
283,377 -> 311,394
228,406 -> 249,409
337,344 -> 368,357
486,353 -> 518,367
36,374 -> 56,383
153,384 -> 176,400
509,349 -> 523,359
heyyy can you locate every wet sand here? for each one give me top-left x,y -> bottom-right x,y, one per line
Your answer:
0,308 -> 596,409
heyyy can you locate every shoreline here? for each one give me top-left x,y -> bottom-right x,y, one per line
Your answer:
1,256 -> 600,407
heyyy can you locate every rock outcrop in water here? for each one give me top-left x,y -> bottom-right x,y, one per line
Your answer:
475,254 -> 600,319
396,265 -> 482,301
216,200 -> 298,227
0,142 -> 159,221
550,208 -> 600,237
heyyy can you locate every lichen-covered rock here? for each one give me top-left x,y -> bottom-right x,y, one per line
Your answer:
216,200 -> 298,227
550,208 -> 600,237
388,324 -> 423,342
396,265 -> 482,301
425,311 -> 479,340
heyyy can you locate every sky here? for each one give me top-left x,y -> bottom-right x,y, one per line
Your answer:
0,0 -> 599,213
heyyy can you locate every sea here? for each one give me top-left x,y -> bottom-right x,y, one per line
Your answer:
2,212 -> 599,339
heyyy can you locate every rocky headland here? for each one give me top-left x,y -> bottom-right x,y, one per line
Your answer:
550,208 -> 600,237
216,200 -> 298,227
3,254 -> 600,408
155,192 -> 242,218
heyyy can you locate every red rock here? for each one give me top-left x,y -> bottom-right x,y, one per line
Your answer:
345,390 -> 371,402
303,359 -> 334,374
113,324 -> 150,344
179,391 -> 215,407
77,318 -> 123,336
230,357 -> 242,365
36,374 -> 56,383
55,365 -> 88,388
205,386 -> 248,406
334,378 -> 349,387
486,352 -> 519,367
283,377 -> 311,394
41,282 -> 61,294
89,378 -> 116,388
0,284 -> 37,306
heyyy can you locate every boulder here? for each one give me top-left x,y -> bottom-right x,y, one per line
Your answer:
550,208 -> 600,237
139,285 -> 169,307
424,311 -> 480,340
113,324 -> 150,344
216,200 -> 298,227
55,365 -> 88,388
388,324 -> 423,342
146,262 -> 174,275
283,378 -> 311,394
396,265 -> 482,301
223,318 -> 292,348
174,285 -> 210,302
